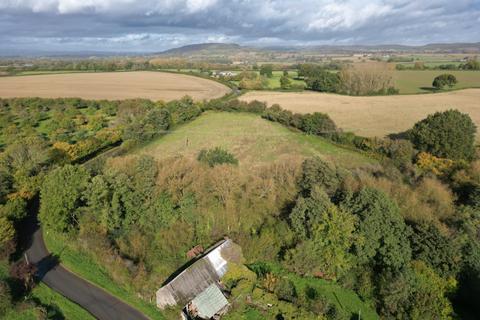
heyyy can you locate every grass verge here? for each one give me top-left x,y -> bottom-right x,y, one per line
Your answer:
43,231 -> 165,320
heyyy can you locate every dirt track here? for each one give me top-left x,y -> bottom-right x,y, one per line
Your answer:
241,89 -> 480,138
0,71 -> 230,101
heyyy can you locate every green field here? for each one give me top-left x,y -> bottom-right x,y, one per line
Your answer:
263,71 -> 305,89
137,112 -> 376,168
43,232 -> 165,320
394,70 -> 480,94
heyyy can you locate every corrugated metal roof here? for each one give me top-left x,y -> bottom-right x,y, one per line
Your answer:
156,239 -> 233,309
191,284 -> 229,319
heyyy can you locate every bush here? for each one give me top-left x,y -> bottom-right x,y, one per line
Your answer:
274,278 -> 297,302
409,109 -> 476,160
197,147 -> 238,167
0,281 -> 13,317
300,113 -> 337,135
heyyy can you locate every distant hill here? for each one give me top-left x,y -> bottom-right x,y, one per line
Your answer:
159,42 -> 480,56
157,43 -> 249,56
269,43 -> 480,54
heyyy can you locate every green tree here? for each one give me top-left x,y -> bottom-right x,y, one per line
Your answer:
409,261 -> 454,319
432,74 -> 457,89
299,158 -> 340,196
300,112 -> 337,136
461,59 -> 480,70
409,109 -> 476,160
305,71 -> 340,93
288,190 -> 356,278
280,75 -> 292,89
340,188 -> 412,270
259,64 -> 273,78
85,175 -> 113,232
39,165 -> 90,232
409,223 -> 461,277
0,216 -> 15,248
377,262 -> 454,319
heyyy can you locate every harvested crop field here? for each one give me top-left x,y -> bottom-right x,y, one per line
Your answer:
0,71 -> 230,101
241,89 -> 480,139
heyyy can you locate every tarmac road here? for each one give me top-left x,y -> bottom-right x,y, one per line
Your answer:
25,215 -> 150,320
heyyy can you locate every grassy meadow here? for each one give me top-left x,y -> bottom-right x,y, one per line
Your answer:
261,71 -> 305,89
394,70 -> 480,94
136,112 -> 376,168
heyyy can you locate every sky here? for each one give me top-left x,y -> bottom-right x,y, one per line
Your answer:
1,0 -> 480,54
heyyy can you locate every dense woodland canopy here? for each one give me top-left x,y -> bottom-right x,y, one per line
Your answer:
0,94 -> 479,319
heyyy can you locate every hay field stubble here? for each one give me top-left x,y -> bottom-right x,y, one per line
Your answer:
0,71 -> 230,101
240,89 -> 480,139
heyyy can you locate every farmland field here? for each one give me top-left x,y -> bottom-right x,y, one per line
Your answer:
135,112 -> 376,168
240,89 -> 480,139
0,71 -> 230,101
394,70 -> 480,93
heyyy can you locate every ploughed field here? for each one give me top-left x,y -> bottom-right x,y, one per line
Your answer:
135,112 -> 376,168
241,89 -> 480,139
0,71 -> 230,101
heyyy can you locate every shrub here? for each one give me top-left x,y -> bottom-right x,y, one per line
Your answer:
409,110 -> 476,160
197,147 -> 238,167
0,281 -> 13,317
416,152 -> 456,176
300,113 -> 337,135
274,278 -> 297,302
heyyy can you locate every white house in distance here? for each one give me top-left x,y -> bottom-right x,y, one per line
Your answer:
211,71 -> 237,78
156,238 -> 241,319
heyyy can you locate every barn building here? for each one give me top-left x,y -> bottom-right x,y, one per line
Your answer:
156,238 -> 241,319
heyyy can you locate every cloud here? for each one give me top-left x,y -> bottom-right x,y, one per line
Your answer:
0,0 -> 479,53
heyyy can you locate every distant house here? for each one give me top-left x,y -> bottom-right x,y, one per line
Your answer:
156,238 -> 241,319
212,71 -> 237,78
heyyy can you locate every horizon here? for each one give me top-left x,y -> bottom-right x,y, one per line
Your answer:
2,41 -> 480,58
1,0 -> 480,54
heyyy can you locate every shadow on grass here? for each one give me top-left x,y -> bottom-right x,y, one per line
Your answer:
420,87 -> 441,92
387,130 -> 411,140
30,295 -> 66,320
